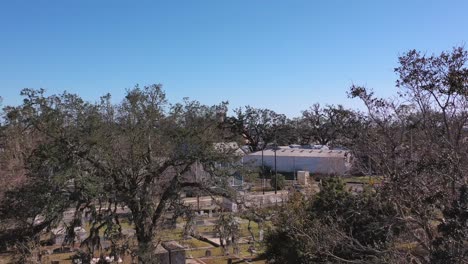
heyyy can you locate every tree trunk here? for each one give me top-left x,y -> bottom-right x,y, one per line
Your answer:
133,210 -> 159,264
135,231 -> 158,264
247,220 -> 256,245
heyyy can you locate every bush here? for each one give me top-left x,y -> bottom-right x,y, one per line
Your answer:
270,174 -> 285,190
265,178 -> 403,263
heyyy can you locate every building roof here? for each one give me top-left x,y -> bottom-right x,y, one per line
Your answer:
247,148 -> 348,158
214,142 -> 246,156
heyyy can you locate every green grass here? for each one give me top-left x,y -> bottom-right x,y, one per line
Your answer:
194,219 -> 264,239
119,220 -> 134,230
187,247 -> 224,258
188,244 -> 264,260
249,186 -> 275,193
202,257 -> 265,264
195,245 -> 266,264
83,220 -> 135,237
42,252 -> 74,264
179,238 -> 212,249
160,228 -> 184,241
395,242 -> 419,251
239,222 -> 260,238
343,176 -> 383,184
202,257 -> 240,264
196,225 -> 215,233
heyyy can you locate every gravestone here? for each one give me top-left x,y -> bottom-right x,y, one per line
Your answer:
233,246 -> 240,256
205,250 -> 212,257
155,244 -> 170,264
259,229 -> 264,241
297,171 -> 310,186
75,226 -> 87,242
248,245 -> 256,256
162,241 -> 186,264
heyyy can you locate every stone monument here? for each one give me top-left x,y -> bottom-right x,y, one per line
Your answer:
297,171 -> 310,186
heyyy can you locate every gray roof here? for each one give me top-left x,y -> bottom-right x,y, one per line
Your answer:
214,142 -> 245,156
247,148 -> 348,158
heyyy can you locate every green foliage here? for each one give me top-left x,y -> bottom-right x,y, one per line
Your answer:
0,85 -> 240,263
269,174 -> 285,191
297,103 -> 357,147
310,177 -> 349,215
264,192 -> 308,263
215,212 -> 241,254
233,106 -> 290,151
265,229 -> 303,263
431,184 -> 468,264
243,172 -> 260,183
349,47 -> 468,263
239,166 -> 261,183
265,178 -> 402,263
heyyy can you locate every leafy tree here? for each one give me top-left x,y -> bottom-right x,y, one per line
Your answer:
308,177 -> 350,215
0,85 -> 239,263
233,106 -> 288,152
0,102 -> 44,199
349,47 -> 468,263
297,104 -> 356,146
264,192 -> 308,263
431,184 -> 468,263
265,178 -> 402,264
214,212 -> 240,255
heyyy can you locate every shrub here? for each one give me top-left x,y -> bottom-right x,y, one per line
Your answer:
270,174 -> 285,190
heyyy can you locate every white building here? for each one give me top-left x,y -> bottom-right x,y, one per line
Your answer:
243,147 -> 352,175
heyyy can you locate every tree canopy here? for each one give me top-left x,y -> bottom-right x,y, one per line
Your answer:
0,85 -> 240,263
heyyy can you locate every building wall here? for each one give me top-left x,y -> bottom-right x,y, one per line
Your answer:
243,155 -> 349,175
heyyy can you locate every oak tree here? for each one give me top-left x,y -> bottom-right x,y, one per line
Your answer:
0,85 -> 240,263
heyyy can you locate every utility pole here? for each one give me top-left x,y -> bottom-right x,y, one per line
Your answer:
274,135 -> 278,194
262,146 -> 265,195
293,156 -> 296,184
196,161 -> 200,211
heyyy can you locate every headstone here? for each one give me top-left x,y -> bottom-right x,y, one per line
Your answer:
154,244 -> 170,264
222,197 -> 238,212
297,171 -> 310,186
53,228 -> 66,245
162,241 -> 186,264
248,245 -> 255,256
208,209 -> 212,218
259,229 -> 264,241
81,212 -> 86,227
41,250 -> 52,255
231,203 -> 238,212
74,226 -> 87,242
205,250 -> 212,257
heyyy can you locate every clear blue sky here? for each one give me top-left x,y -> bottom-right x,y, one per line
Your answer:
1,0 -> 467,116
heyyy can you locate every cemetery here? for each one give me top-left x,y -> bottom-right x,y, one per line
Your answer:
0,168 -> 325,264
